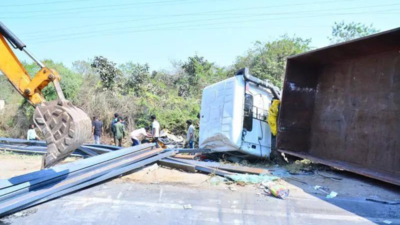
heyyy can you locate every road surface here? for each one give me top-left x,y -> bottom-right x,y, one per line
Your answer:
1,181 -> 399,225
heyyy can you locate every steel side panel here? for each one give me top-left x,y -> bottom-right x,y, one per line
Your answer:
278,28 -> 400,185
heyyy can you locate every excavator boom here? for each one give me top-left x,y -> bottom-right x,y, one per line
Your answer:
0,22 -> 91,168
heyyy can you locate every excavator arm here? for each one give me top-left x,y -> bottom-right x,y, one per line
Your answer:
0,22 -> 91,168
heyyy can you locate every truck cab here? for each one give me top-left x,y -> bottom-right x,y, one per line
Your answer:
199,68 -> 280,158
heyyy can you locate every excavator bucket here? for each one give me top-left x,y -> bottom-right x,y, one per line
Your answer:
33,100 -> 92,168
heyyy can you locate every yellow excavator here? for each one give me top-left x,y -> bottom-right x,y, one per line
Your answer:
0,22 -> 91,168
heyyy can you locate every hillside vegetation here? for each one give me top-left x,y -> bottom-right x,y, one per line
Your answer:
0,22 -> 378,139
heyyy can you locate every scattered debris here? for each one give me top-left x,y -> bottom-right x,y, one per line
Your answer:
271,169 -> 291,177
285,177 -> 308,185
209,176 -> 228,185
3,208 -> 38,219
146,163 -> 159,173
229,186 -> 237,191
261,181 -> 289,199
183,204 -> 192,210
236,181 -> 246,187
224,155 -> 242,164
227,174 -> 279,184
326,191 -> 338,199
316,171 -> 343,181
314,185 -> 330,194
366,197 -> 400,205
159,130 -> 185,148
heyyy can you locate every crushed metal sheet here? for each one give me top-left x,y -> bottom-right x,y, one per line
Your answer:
183,204 -> 192,210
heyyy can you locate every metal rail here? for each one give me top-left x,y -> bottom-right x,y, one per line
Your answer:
0,146 -> 168,217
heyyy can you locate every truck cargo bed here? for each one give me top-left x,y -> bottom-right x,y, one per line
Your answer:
278,28 -> 400,185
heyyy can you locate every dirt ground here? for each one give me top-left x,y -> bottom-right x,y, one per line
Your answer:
0,151 -> 399,202
0,151 -> 78,179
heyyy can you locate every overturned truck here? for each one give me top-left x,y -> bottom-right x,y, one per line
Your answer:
278,28 -> 400,186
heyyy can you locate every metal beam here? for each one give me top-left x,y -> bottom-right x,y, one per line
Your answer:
166,157 -> 234,177
3,150 -> 177,217
159,159 -> 197,173
0,146 -> 154,201
169,159 -> 269,175
0,148 -> 164,216
0,143 -> 155,190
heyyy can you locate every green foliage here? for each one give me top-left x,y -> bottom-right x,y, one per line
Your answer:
44,60 -> 83,101
135,93 -> 200,135
329,21 -> 380,43
120,62 -> 151,96
232,35 -> 311,88
22,60 -> 83,101
91,56 -> 122,90
72,60 -> 95,76
0,75 -> 24,104
178,54 -> 228,98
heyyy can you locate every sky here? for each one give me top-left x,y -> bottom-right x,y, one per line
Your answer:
1,0 -> 399,71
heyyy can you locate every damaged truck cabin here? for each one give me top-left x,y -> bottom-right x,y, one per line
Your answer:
199,68 -> 280,158
278,28 -> 400,186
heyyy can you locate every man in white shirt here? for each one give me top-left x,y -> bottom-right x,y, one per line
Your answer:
27,124 -> 40,141
151,115 -> 160,148
130,127 -> 150,146
186,120 -> 195,148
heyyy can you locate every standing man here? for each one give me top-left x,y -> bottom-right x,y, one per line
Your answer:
130,127 -> 150,146
113,117 -> 126,147
151,115 -> 160,148
111,113 -> 119,146
92,116 -> 104,144
27,124 -> 40,141
186,119 -> 195,149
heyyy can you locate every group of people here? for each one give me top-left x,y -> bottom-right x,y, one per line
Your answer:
104,113 -> 197,148
26,113 -> 198,149
93,113 -> 162,148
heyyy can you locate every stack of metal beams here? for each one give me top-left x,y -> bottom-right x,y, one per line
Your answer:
0,143 -> 176,217
0,138 -> 272,217
0,137 -> 121,157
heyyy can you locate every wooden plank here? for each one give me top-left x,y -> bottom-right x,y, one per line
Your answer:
172,153 -> 200,160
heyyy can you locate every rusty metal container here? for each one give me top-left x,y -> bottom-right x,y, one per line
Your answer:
277,28 -> 400,186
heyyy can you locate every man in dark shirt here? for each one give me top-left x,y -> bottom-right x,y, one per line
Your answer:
92,116 -> 104,144
111,113 -> 119,145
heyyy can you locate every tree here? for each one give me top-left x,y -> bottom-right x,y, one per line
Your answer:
91,56 -> 121,90
72,60 -> 95,76
233,35 -> 311,88
179,55 -> 215,97
120,62 -> 151,96
329,21 -> 380,43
